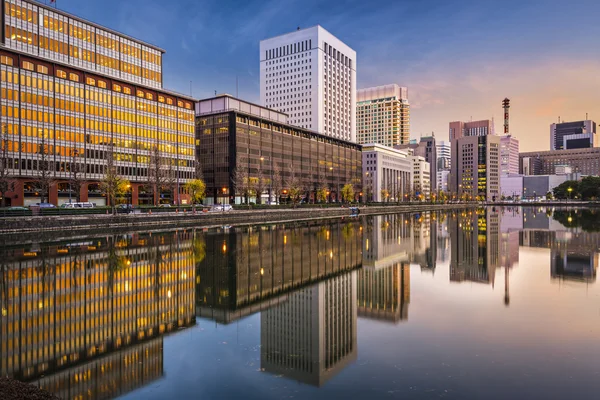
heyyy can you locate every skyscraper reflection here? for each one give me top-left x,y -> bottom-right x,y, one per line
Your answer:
196,220 -> 363,324
260,271 -> 357,387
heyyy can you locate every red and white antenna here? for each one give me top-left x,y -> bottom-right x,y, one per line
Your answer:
502,98 -> 510,135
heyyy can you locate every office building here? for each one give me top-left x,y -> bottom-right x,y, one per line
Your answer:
260,25 -> 356,142
411,155 -> 431,199
449,119 -> 494,141
0,0 -> 196,206
196,95 -> 362,204
437,140 -> 451,170
550,120 -> 596,151
356,84 -> 409,147
362,144 -> 413,202
520,147 -> 600,176
437,169 -> 450,192
396,135 -> 438,191
449,134 -> 500,201
357,263 -> 410,323
500,135 -> 519,175
261,272 -> 357,387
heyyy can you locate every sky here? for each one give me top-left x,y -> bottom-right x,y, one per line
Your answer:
52,0 -> 600,152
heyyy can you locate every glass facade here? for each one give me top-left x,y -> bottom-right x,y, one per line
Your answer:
196,110 -> 362,204
1,0 -> 195,205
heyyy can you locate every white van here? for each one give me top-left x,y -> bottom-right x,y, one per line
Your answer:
62,202 -> 95,208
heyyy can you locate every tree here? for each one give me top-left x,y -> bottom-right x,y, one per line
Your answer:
101,144 -> 130,214
147,144 -> 166,206
271,164 -> 282,204
341,183 -> 354,204
33,133 -> 55,204
163,159 -> 177,205
232,166 -> 250,207
0,124 -> 13,207
68,148 -> 85,203
380,188 -> 390,203
253,162 -> 268,205
285,164 -> 304,208
553,180 -> 580,200
579,176 -> 600,200
316,170 -> 329,205
185,179 -> 206,211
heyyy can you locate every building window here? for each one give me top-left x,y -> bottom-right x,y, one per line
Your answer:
86,77 -> 96,86
146,92 -> 153,100
97,80 -> 107,89
123,87 -> 131,95
137,90 -> 144,98
0,55 -> 14,66
113,84 -> 122,92
56,69 -> 67,79
22,61 -> 34,71
69,73 -> 79,82
37,65 -> 48,74
158,95 -> 165,103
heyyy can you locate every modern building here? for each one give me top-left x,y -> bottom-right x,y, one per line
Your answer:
261,271 -> 357,387
196,95 -> 362,204
550,120 -> 596,151
500,174 -> 523,199
449,119 -> 494,141
437,140 -> 451,170
449,134 -> 500,201
437,169 -> 450,192
357,263 -> 410,323
500,135 -> 519,175
519,147 -> 600,176
0,0 -> 196,206
260,25 -> 356,142
396,135 -> 438,191
411,155 -> 431,199
356,84 -> 409,147
362,143 -> 413,202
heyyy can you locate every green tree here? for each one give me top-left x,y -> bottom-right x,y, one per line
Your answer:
579,176 -> 600,200
185,179 -> 206,211
316,187 -> 328,204
553,180 -> 580,200
341,183 -> 354,204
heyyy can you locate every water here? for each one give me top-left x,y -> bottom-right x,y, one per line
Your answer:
1,207 -> 599,399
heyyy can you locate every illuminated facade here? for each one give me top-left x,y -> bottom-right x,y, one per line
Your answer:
1,0 -> 195,206
0,231 -> 196,382
196,219 -> 363,324
357,263 -> 410,323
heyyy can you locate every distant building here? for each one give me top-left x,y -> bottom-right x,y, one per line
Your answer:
449,135 -> 501,201
449,119 -> 494,141
437,170 -> 450,192
436,140 -> 451,170
362,144 -> 413,202
260,25 -> 356,142
396,135 -> 437,191
500,174 -> 523,199
356,84 -> 409,147
500,135 -> 520,175
519,147 -> 600,176
357,263 -> 410,323
550,120 -> 596,151
411,155 -> 431,199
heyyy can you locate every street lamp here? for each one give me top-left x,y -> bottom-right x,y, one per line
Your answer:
567,187 -> 573,202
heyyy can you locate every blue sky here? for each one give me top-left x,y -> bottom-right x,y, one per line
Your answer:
53,0 -> 600,151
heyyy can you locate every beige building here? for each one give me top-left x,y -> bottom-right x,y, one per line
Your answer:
449,135 -> 500,201
411,155 -> 431,199
356,84 -> 409,147
362,144 -> 413,202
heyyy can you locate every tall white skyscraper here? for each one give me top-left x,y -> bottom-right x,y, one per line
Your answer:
260,25 -> 357,142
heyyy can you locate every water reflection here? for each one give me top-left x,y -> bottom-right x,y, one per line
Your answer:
0,207 -> 598,399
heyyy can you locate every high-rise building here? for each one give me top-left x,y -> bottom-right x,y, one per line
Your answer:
0,0 -> 196,207
362,143 -> 412,202
356,84 -> 409,146
411,155 -> 431,199
500,135 -> 520,175
449,119 -> 494,141
449,134 -> 500,201
396,135 -> 437,191
436,140 -> 451,170
550,120 -> 596,151
260,25 -> 356,142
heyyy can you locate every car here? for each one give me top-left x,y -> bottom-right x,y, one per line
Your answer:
31,202 -> 56,208
158,204 -> 172,208
4,206 -> 28,211
62,202 -> 94,208
211,204 -> 233,212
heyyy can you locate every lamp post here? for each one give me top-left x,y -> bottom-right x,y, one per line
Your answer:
567,187 -> 573,202
126,183 -> 131,213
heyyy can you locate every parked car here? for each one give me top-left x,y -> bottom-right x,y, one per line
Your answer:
211,204 -> 233,212
62,202 -> 94,208
117,204 -> 134,213
158,204 -> 172,208
5,206 -> 28,211
31,202 -> 56,208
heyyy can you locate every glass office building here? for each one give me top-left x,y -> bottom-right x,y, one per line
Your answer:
196,95 -> 362,205
1,0 -> 195,206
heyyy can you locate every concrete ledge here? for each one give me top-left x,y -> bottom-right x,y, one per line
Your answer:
0,204 -> 475,237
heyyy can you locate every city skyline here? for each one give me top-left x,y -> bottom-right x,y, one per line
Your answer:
48,0 -> 600,152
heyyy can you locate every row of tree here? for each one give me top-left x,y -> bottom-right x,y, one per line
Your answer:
553,176 -> 600,200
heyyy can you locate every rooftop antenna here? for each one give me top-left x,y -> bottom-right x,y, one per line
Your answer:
586,112 -> 588,120
558,116 -> 561,123
214,90 -> 217,96
502,98 -> 510,135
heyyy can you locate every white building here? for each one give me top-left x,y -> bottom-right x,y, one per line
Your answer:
362,144 -> 413,202
260,25 -> 357,142
356,84 -> 409,147
436,140 -> 451,170
437,170 -> 450,193
411,155 -> 431,199
500,135 -> 520,175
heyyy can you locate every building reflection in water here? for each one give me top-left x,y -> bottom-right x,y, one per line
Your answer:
260,271 -> 357,387
449,208 -> 500,285
196,219 -> 363,324
0,231 -> 197,398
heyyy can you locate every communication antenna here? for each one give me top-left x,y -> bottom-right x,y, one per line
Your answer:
502,98 -> 510,135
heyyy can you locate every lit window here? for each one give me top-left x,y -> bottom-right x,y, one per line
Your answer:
22,61 -> 34,71
137,90 -> 144,98
86,77 -> 95,86
97,80 -> 107,89
177,100 -> 183,107
123,87 -> 131,95
56,69 -> 67,79
158,96 -> 165,103
0,56 -> 13,66
37,65 -> 48,74
167,98 -> 173,105
113,84 -> 122,92
146,92 -> 153,100
69,73 -> 79,82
